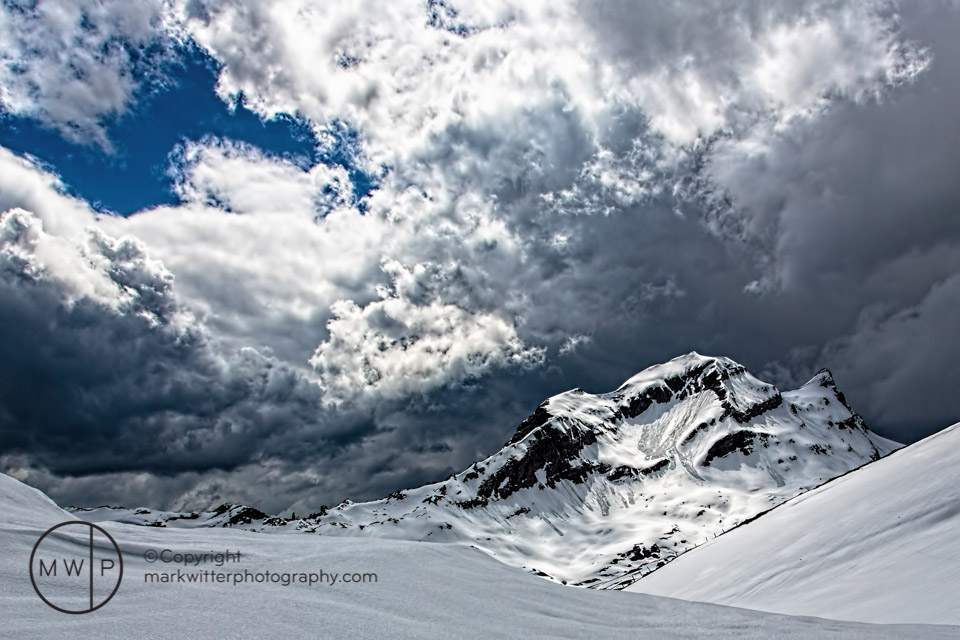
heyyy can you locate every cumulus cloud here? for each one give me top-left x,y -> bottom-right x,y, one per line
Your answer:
0,0 -> 174,150
168,137 -> 353,217
311,259 -> 544,404
0,205 -> 346,478
178,0 -> 926,156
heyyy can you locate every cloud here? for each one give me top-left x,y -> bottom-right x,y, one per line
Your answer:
311,259 -> 545,404
179,0 -> 925,156
821,274 -> 960,436
0,142 -> 549,511
0,0 -> 174,150
0,205 -> 343,477
694,4 -> 960,432
168,137 -> 353,217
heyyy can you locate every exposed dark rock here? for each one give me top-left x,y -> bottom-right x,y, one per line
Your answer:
608,458 -> 670,482
816,368 -> 854,409
306,506 -> 329,519
642,459 -> 670,475
607,465 -> 639,482
723,393 -> 783,424
504,402 -> 554,446
167,512 -> 200,522
616,383 -> 676,420
625,543 -> 661,562
702,430 -> 771,466
681,422 -> 709,445
422,486 -> 447,505
226,506 -> 268,526
467,422 -> 600,506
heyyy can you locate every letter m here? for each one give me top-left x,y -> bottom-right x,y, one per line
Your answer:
38,559 -> 56,577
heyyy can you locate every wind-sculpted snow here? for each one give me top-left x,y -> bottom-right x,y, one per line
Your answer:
1,471 -> 957,638
630,422 -> 960,625
75,353 -> 899,590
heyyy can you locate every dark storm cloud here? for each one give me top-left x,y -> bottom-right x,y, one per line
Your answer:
0,208 -> 365,478
695,3 -> 960,438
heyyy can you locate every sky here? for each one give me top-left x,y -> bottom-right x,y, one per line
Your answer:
0,0 -> 958,515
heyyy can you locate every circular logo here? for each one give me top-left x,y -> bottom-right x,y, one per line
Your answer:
29,521 -> 123,614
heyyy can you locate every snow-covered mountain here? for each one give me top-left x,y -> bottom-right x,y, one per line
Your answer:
306,353 -> 899,588
629,421 -> 960,625
80,352 -> 898,589
3,471 -> 954,638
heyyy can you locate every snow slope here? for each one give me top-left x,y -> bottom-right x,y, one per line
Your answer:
1,471 -> 956,639
75,354 -> 899,590
630,422 -> 960,625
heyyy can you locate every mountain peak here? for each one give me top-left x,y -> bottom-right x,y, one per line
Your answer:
809,367 -> 837,387
503,353 -> 753,450
614,352 -> 730,393
801,367 -> 857,414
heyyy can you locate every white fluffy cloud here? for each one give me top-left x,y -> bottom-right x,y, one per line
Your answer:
311,259 -> 544,404
159,0 -> 930,407
114,138 -> 538,404
0,205 -> 179,322
0,0 -> 173,149
179,0 -> 926,142
168,138 -> 353,217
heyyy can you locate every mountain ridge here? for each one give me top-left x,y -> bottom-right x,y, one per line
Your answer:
69,352 -> 900,589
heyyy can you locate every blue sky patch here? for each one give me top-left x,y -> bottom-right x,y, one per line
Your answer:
0,46 -> 376,216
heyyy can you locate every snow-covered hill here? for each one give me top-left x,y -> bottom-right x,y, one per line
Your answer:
1,470 -> 956,638
81,353 -> 898,589
68,502 -> 290,529
629,422 -> 960,625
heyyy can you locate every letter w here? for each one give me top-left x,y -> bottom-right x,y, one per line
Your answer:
64,559 -> 85,576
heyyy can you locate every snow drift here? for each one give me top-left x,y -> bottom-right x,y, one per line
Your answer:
630,422 -> 960,625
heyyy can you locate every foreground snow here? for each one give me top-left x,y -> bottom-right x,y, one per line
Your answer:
2,473 -> 958,638
630,423 -> 960,625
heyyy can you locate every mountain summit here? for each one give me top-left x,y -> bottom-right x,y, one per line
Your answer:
73,353 -> 900,589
